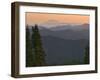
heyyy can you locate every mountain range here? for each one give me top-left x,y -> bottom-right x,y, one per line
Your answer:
27,23 -> 89,65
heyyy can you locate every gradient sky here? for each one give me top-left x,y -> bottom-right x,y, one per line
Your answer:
26,12 -> 89,25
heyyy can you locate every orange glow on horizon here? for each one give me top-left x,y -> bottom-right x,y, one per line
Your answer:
26,12 -> 89,25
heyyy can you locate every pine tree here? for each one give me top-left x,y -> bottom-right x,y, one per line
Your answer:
32,24 -> 46,66
26,25 -> 34,67
84,44 -> 89,64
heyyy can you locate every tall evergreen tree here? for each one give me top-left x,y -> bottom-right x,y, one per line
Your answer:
26,26 -> 34,67
32,24 -> 46,66
84,44 -> 89,64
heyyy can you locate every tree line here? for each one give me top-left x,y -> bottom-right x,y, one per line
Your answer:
26,24 -> 46,67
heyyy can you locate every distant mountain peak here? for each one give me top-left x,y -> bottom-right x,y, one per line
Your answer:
82,23 -> 89,26
45,20 -> 60,24
40,20 -> 69,28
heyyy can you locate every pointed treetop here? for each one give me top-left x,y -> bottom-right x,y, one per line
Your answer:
34,24 -> 39,31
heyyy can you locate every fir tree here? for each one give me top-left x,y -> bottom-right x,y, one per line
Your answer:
26,26 -> 34,67
84,44 -> 89,64
32,24 -> 46,66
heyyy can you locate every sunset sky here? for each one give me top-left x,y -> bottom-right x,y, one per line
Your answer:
26,12 -> 89,25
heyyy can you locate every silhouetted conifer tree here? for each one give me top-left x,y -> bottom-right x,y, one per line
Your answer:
26,25 -> 34,67
32,24 -> 46,66
84,44 -> 89,64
